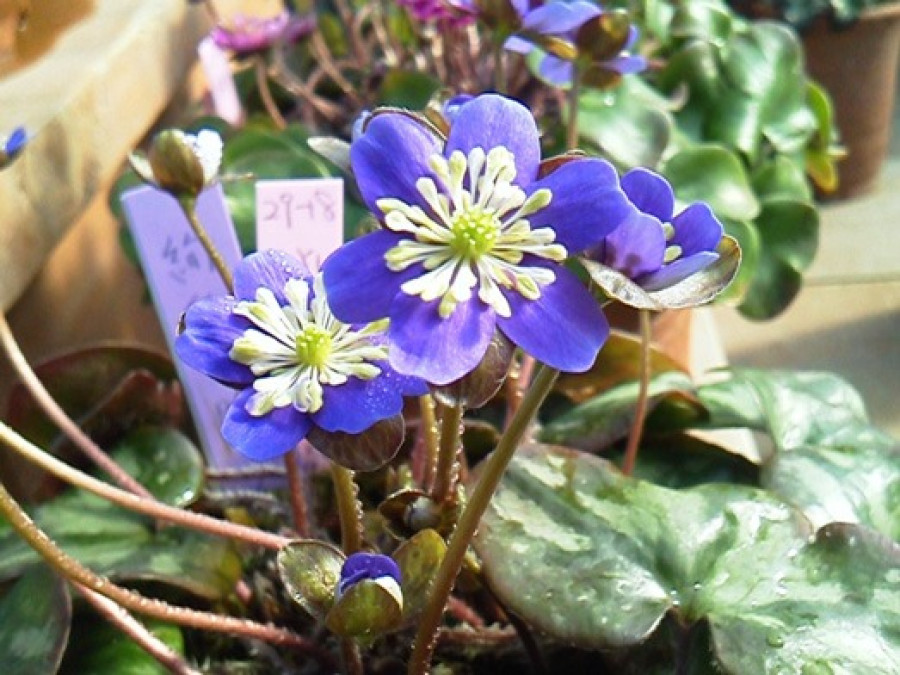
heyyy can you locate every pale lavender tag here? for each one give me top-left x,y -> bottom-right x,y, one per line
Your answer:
255,178 -> 344,271
197,36 -> 244,127
120,184 -> 246,471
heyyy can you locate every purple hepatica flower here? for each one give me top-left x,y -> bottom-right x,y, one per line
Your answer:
592,168 -> 724,291
322,93 -> 635,385
336,552 -> 403,603
175,250 -> 426,463
504,1 -> 645,86
211,11 -> 314,54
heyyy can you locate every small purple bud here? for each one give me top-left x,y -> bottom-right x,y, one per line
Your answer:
337,552 -> 402,598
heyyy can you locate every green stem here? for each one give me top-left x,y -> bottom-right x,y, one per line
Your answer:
285,448 -> 311,538
418,395 -> 440,489
407,365 -> 560,675
622,309 -> 652,476
331,463 -> 363,555
0,314 -> 153,500
178,196 -> 234,293
0,478 -> 331,663
430,403 -> 464,503
0,419 -> 291,550
565,68 -> 582,151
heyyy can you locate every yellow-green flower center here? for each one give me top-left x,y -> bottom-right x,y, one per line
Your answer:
449,208 -> 500,260
295,325 -> 333,368
376,146 -> 567,319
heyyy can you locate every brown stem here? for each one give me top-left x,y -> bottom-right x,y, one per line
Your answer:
622,309 -> 652,476
430,403 -> 463,503
284,448 -> 311,538
0,479 -> 332,666
75,584 -> 202,675
255,56 -> 287,130
417,395 -> 440,489
0,420 -> 291,550
0,315 -> 154,499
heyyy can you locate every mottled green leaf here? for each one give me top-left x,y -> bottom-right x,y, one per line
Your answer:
0,565 -> 71,675
663,145 -> 760,221
474,446 -> 900,672
60,617 -> 184,675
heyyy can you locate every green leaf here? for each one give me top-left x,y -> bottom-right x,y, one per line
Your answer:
377,69 -> 440,109
0,565 -> 71,674
278,539 -> 345,620
393,529 -> 447,624
474,445 -> 900,671
663,145 -> 760,221
578,80 -> 673,169
539,371 -> 694,450
108,427 -> 204,508
61,617 -> 184,675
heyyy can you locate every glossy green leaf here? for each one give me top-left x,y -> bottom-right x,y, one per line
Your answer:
739,198 -> 818,319
474,445 -> 900,672
60,617 -> 184,675
539,371 -> 694,450
0,565 -> 71,674
663,145 -> 760,221
578,75 -> 673,170
108,427 -> 203,507
393,529 -> 447,624
377,69 -> 440,109
716,218 -> 760,306
277,539 -> 345,620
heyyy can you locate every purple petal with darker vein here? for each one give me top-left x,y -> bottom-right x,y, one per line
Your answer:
322,230 -> 414,324
311,367 -> 421,434
175,296 -> 253,386
602,212 -> 666,278
539,56 -> 575,85
233,250 -> 309,303
223,388 -> 312,461
388,293 -> 495,385
445,94 -> 541,188
621,168 -> 674,223
351,112 -> 442,214
671,203 -> 724,256
638,251 -> 720,291
528,158 -> 635,252
498,264 -> 608,373
521,1 -> 600,33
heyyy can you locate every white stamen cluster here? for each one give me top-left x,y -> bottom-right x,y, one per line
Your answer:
377,146 -> 567,318
228,275 -> 388,416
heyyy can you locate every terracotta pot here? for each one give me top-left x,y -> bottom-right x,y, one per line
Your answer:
803,4 -> 900,199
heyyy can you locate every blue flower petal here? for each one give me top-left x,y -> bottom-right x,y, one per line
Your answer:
621,168 -> 674,223
338,552 -> 401,596
351,112 -> 443,214
234,250 -> 310,303
4,126 -> 26,156
539,56 -> 575,86
504,35 -> 535,55
388,294 -> 495,385
311,366 -> 424,433
445,94 -> 541,189
671,202 -> 724,257
602,212 -> 666,279
639,251 -> 720,291
520,1 -> 600,33
175,296 -> 253,386
498,263 -> 608,372
528,158 -> 635,253
223,388 -> 312,461
322,230 -> 417,324
605,53 -> 647,75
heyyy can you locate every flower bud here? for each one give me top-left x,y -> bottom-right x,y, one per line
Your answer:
131,128 -> 223,199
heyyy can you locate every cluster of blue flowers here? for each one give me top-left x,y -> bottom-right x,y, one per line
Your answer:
177,93 -> 724,464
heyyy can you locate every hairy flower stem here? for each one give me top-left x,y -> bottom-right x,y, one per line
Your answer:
407,365 -> 560,675
565,69 -> 582,151
285,448 -> 311,537
255,56 -> 287,130
0,479 -> 331,663
178,196 -> 234,293
417,395 -> 440,488
0,314 -> 153,499
331,463 -> 363,555
622,309 -> 652,476
431,403 -> 464,503
75,584 -> 202,675
0,420 -> 291,550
